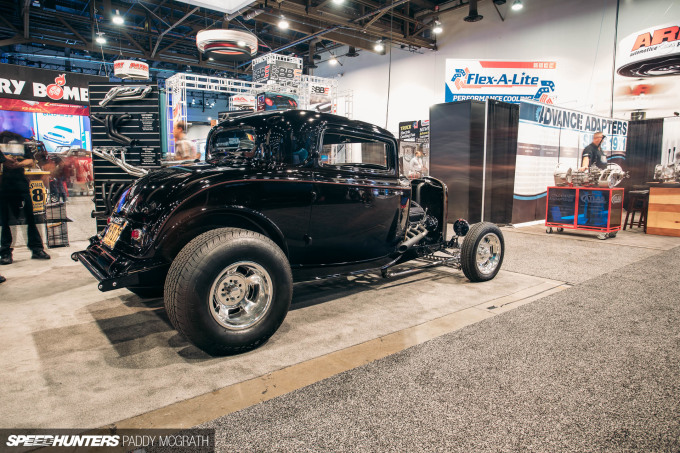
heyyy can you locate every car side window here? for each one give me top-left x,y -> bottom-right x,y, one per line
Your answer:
320,132 -> 392,172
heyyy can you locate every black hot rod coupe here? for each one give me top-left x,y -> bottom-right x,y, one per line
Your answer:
73,110 -> 504,355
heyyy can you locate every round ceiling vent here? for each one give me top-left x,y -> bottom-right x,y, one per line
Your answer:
196,29 -> 258,62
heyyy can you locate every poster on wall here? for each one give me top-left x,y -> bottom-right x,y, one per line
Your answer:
445,60 -> 558,104
613,21 -> 680,119
0,110 -> 91,152
399,120 -> 430,179
662,117 -> 680,166
512,100 -> 628,224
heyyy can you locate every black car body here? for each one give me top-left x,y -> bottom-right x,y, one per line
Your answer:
74,110 -> 504,355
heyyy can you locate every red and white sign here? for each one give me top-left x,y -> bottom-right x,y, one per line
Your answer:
445,60 -> 558,104
113,60 -> 150,80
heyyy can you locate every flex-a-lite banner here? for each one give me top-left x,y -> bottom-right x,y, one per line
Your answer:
445,60 -> 557,104
0,64 -> 106,106
512,100 -> 629,223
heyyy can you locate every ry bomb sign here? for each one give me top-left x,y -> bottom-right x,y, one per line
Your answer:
0,63 -> 106,106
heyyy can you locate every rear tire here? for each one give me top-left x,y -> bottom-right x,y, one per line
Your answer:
461,222 -> 505,282
164,228 -> 292,355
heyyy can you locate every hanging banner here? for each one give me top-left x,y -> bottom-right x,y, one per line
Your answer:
445,60 -> 558,104
613,22 -> 680,119
308,84 -> 333,113
0,64 -> 106,106
113,60 -> 150,80
512,100 -> 629,223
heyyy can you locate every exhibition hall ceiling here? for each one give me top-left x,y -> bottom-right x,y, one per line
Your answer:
0,0 -> 469,78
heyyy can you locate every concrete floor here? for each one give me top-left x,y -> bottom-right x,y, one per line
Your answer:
0,199 -> 678,430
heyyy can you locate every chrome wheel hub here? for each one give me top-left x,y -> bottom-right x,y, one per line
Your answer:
209,261 -> 273,330
476,233 -> 502,275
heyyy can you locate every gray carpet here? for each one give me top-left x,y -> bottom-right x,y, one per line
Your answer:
200,245 -> 680,452
500,230 -> 659,284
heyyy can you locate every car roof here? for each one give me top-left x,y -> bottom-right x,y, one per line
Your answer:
216,110 -> 395,140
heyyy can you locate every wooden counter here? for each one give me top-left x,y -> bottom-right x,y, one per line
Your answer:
647,184 -> 680,237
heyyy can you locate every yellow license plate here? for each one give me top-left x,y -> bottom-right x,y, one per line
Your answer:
102,221 -> 126,249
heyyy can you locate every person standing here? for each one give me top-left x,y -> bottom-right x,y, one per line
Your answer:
173,121 -> 199,161
0,131 -> 50,265
408,149 -> 427,179
580,132 -> 607,171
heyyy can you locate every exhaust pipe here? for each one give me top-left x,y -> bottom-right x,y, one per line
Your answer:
398,224 -> 429,253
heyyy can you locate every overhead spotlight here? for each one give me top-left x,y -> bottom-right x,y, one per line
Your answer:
374,39 -> 384,52
511,0 -> 523,10
278,16 -> 289,29
332,0 -> 345,4
432,20 -> 443,34
95,33 -> 106,45
112,10 -> 124,25
329,56 -> 338,66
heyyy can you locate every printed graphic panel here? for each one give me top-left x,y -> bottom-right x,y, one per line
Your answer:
445,60 -> 557,104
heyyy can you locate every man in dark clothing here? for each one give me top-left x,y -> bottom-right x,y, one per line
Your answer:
580,131 -> 607,171
0,131 -> 50,265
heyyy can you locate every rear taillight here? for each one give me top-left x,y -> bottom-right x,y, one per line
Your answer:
131,229 -> 143,241
265,98 -> 273,106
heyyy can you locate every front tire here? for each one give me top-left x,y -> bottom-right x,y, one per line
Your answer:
164,228 -> 293,355
461,222 -> 505,282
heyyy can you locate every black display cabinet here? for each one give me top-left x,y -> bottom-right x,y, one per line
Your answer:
429,100 -> 518,224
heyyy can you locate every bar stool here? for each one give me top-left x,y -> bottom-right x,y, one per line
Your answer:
624,190 -> 649,232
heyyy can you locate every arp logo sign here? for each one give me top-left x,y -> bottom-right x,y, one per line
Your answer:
631,25 -> 679,51
617,22 -> 680,78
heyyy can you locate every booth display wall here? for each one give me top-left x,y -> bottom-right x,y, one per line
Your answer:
89,82 -> 161,231
315,0 -> 679,134
626,118 -> 664,189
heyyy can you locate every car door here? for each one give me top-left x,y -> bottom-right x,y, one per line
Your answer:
305,128 -> 406,266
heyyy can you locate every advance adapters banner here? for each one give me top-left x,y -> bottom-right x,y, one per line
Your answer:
445,60 -> 558,104
512,100 -> 629,224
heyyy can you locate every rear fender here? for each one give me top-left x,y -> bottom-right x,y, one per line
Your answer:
155,206 -> 289,262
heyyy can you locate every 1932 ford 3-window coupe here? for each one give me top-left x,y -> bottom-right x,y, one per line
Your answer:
74,110 -> 504,355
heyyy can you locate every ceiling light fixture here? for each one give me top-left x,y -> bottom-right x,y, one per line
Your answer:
112,10 -> 124,25
329,56 -> 338,66
332,0 -> 345,4
278,16 -> 289,29
374,40 -> 384,52
511,0 -> 523,11
95,33 -> 106,45
432,20 -> 443,34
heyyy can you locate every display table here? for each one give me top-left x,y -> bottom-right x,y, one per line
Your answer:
647,183 -> 680,237
545,186 -> 624,238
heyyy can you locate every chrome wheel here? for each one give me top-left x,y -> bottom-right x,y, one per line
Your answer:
209,261 -> 273,330
475,233 -> 502,276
